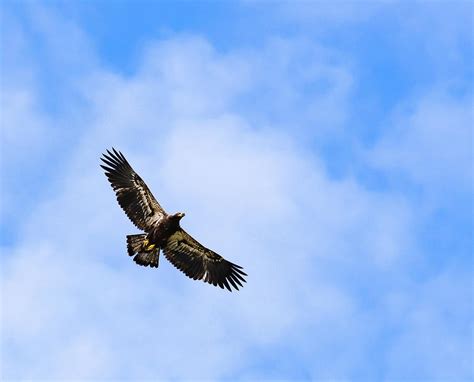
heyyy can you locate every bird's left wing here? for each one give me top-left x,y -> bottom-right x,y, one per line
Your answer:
163,229 -> 247,292
100,148 -> 166,232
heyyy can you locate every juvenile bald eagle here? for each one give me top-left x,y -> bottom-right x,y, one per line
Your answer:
100,148 -> 247,291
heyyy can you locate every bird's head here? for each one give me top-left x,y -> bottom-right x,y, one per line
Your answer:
169,212 -> 185,228
172,212 -> 185,221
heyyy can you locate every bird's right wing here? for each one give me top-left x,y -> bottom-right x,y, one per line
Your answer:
100,148 -> 166,232
163,229 -> 247,292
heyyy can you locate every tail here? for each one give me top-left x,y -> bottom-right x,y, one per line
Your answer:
126,234 -> 160,268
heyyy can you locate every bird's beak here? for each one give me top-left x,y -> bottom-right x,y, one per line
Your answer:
179,212 -> 185,218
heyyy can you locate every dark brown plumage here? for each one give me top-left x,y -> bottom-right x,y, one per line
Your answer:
100,148 -> 247,291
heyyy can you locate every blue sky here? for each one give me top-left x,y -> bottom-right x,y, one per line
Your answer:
1,1 -> 473,380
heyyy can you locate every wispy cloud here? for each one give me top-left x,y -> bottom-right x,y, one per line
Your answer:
368,91 -> 473,192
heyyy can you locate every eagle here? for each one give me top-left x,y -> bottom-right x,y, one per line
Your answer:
100,148 -> 247,291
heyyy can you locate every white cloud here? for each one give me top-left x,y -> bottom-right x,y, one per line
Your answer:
0,4 -> 99,230
368,92 -> 473,192
384,269 -> 472,379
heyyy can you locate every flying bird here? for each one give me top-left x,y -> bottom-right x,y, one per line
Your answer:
100,148 -> 247,291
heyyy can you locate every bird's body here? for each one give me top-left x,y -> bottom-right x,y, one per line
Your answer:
100,148 -> 246,291
149,213 -> 183,246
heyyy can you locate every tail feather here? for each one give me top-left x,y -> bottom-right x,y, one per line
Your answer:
126,234 -> 159,268
127,234 -> 145,256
